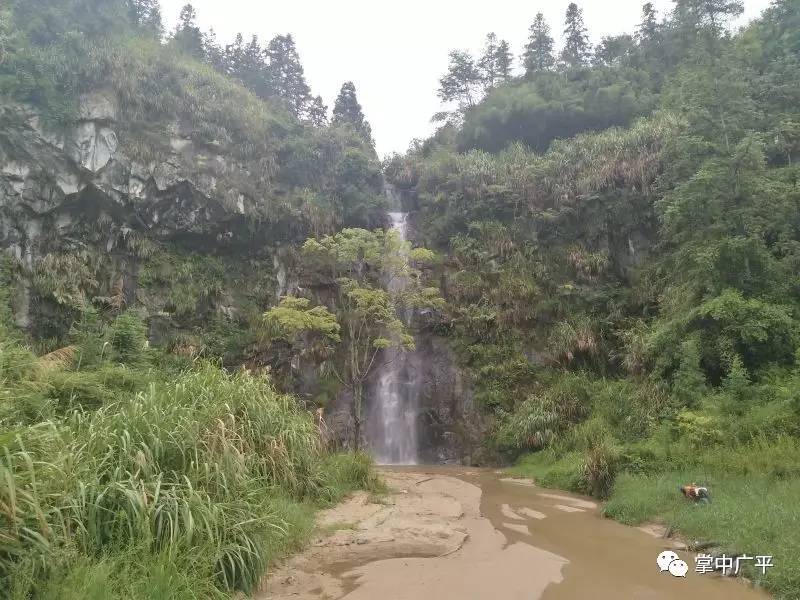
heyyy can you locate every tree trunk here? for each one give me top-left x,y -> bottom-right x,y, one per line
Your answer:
352,382 -> 363,450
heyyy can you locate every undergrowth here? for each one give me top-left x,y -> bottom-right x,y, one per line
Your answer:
0,318 -> 380,599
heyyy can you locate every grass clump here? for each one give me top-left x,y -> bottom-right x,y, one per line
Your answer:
510,451 -> 587,493
318,451 -> 386,504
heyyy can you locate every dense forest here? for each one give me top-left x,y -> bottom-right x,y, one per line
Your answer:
1,0 -> 799,598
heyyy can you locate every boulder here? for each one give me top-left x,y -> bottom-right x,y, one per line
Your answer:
65,122 -> 118,173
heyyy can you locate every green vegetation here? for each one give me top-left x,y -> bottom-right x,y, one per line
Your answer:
387,1 -> 800,596
0,315 -> 381,599
0,0 -> 389,366
2,0 -> 386,218
264,227 -> 442,447
513,442 -> 800,595
603,454 -> 800,597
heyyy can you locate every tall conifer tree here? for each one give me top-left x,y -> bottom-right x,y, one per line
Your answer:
523,12 -> 555,75
171,3 -> 204,59
478,33 -> 512,90
265,34 -> 312,118
560,3 -> 591,69
495,40 -> 513,83
332,81 -> 375,148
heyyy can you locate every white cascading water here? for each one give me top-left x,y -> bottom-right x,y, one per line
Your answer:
368,188 -> 421,464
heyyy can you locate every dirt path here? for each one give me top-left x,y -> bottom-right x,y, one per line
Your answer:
258,467 -> 769,600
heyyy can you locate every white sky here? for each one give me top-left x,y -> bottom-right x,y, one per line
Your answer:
160,0 -> 773,157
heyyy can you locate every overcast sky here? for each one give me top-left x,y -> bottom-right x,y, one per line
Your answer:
160,0 -> 773,157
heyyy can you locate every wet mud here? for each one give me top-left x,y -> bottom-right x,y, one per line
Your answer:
258,466 -> 769,600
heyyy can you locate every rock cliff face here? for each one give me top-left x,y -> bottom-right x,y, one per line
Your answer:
0,91 -> 285,334
1,92 -> 273,245
412,335 -> 487,464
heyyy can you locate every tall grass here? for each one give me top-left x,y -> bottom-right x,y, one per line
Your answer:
1,360 -> 379,597
604,471 -> 800,598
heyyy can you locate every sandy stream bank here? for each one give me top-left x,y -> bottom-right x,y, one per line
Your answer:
257,467 -> 768,600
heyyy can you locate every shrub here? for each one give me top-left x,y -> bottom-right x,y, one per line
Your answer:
676,409 -> 725,450
318,452 -> 384,504
0,340 -> 38,383
510,451 -> 587,494
494,373 -> 592,452
582,436 -> 619,499
110,312 -> 147,365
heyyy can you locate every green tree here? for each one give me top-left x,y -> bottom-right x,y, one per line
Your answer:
235,35 -> 272,98
263,296 -> 341,383
307,94 -> 328,127
170,3 -> 204,59
203,27 -> 226,72
332,81 -> 374,149
129,0 -> 162,37
110,311 -> 148,366
523,12 -> 555,75
478,33 -> 512,90
264,297 -> 340,348
662,42 -> 756,152
223,32 -> 245,72
266,228 -> 440,448
438,50 -> 481,114
561,2 -> 591,69
495,40 -> 513,82
672,0 -> 744,48
593,34 -> 635,67
458,73 -> 648,152
636,2 -> 660,43
265,34 -> 312,118
635,2 -> 667,79
478,33 -> 498,90
9,0 -> 131,44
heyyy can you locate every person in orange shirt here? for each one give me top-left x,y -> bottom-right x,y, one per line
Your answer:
680,483 -> 711,503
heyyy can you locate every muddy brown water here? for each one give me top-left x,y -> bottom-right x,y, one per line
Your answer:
465,468 -> 766,599
261,466 -> 769,600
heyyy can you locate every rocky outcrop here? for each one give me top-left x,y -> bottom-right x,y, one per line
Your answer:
66,91 -> 119,173
0,91 -> 279,329
1,92 -> 266,234
413,335 -> 488,464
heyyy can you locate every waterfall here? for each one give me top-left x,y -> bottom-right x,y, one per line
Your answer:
367,188 -> 421,465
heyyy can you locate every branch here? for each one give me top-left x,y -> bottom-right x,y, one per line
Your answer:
330,365 -> 346,385
363,346 -> 384,377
